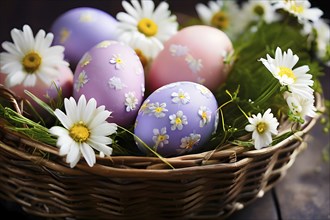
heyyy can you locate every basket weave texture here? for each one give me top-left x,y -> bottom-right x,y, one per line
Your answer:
0,85 -> 324,219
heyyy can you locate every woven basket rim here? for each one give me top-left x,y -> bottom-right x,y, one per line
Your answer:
0,85 -> 325,177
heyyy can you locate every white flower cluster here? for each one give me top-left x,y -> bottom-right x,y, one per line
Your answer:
196,0 -> 329,64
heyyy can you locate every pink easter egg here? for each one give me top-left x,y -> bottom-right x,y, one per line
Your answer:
0,65 -> 73,106
147,25 -> 233,92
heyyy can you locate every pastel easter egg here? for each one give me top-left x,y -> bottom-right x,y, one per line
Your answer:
147,25 -> 233,92
50,7 -> 118,67
134,81 -> 219,157
73,40 -> 145,127
0,65 -> 73,115
0,65 -> 73,103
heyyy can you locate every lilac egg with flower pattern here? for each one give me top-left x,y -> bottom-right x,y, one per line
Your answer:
73,40 -> 145,127
50,7 -> 118,67
134,81 -> 219,157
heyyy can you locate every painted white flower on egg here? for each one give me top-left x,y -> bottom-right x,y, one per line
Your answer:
170,44 -> 189,57
108,76 -> 127,90
74,70 -> 89,92
149,102 -> 168,118
152,127 -> 170,148
125,92 -> 138,112
169,110 -> 188,131
171,89 -> 190,104
109,54 -> 125,70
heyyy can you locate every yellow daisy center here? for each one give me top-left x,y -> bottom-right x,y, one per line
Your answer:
211,11 -> 229,30
256,122 -> 267,134
278,67 -> 296,80
135,49 -> 148,68
175,117 -> 182,125
253,5 -> 265,16
69,122 -> 90,142
116,57 -> 123,64
137,18 -> 158,37
290,4 -> 304,14
22,52 -> 41,73
179,94 -> 186,99
155,107 -> 163,113
202,112 -> 208,120
157,135 -> 166,142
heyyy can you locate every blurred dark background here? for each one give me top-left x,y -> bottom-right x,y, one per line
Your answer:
0,0 -> 329,45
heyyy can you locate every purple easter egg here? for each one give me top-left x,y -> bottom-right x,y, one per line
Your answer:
50,7 -> 118,67
73,40 -> 145,127
134,81 -> 219,157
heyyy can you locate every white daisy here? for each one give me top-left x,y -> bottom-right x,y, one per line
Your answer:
74,70 -> 89,92
149,102 -> 168,118
116,0 -> 178,59
0,24 -> 68,87
273,0 -> 323,24
241,0 -> 280,24
171,89 -> 191,104
108,76 -> 127,90
245,108 -> 279,150
125,92 -> 138,112
109,54 -> 125,70
169,110 -> 188,131
152,127 -> 169,148
259,47 -> 314,100
195,0 -> 244,39
285,92 -> 316,119
198,106 -> 212,127
49,95 -> 117,168
313,19 -> 330,65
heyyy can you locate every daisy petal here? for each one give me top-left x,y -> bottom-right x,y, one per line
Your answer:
81,143 -> 96,167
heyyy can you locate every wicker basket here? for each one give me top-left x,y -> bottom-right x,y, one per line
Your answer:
0,84 -> 325,219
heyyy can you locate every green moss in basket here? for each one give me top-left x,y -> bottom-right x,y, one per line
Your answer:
0,103 -> 57,146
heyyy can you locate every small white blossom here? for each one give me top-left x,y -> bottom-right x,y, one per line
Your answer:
152,127 -> 169,148
169,110 -> 188,131
109,54 -> 124,70
198,106 -> 212,127
49,95 -> 117,168
108,76 -> 127,90
125,92 -> 138,112
170,44 -> 189,57
171,89 -> 191,104
245,108 -> 279,150
149,102 -> 168,118
179,133 -> 201,154
185,54 -> 203,74
74,70 -> 89,92
139,99 -> 151,115
285,92 -> 316,119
